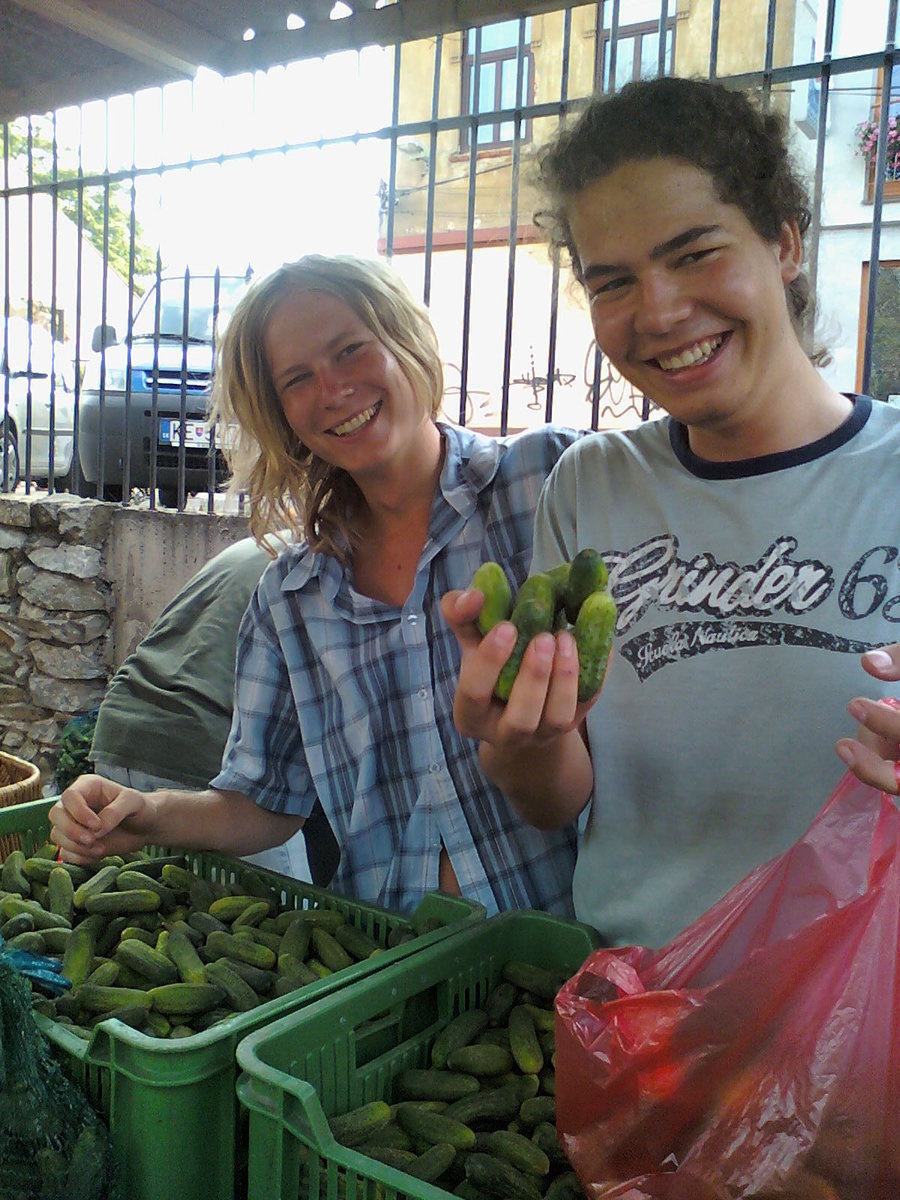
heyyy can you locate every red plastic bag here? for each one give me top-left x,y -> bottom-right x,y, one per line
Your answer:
555,772 -> 900,1200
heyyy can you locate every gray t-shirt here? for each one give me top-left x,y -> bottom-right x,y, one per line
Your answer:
532,396 -> 900,947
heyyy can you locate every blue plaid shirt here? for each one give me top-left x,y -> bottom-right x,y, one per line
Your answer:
212,422 -> 581,916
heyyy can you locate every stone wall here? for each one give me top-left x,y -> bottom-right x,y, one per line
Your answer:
0,494 -> 250,792
0,494 -> 115,789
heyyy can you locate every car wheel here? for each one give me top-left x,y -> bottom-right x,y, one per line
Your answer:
0,425 -> 20,492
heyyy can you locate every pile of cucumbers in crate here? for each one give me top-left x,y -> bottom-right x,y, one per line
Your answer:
0,842 -> 406,1038
327,959 -> 585,1200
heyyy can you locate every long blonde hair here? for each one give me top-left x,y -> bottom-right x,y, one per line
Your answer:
210,255 -> 444,558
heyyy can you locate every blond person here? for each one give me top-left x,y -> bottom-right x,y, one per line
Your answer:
52,255 -> 581,917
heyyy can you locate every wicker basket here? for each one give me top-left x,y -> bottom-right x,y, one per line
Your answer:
0,751 -> 43,860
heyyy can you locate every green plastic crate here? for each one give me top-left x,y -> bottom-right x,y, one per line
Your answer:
0,797 -> 485,1200
235,909 -> 602,1200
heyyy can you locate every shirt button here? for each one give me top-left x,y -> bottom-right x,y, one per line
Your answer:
407,612 -> 418,625
429,762 -> 441,774
418,687 -> 428,699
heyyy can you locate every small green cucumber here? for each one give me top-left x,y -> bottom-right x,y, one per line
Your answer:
203,958 -> 260,1011
47,866 -> 75,922
443,1082 -> 522,1127
519,1095 -> 556,1127
431,1008 -> 489,1069
396,1105 -> 476,1151
162,927 -> 208,985
329,1100 -> 393,1148
72,863 -> 124,908
464,1152 -> 542,1200
1,849 -> 31,897
277,915 -> 312,966
309,926 -> 354,972
114,938 -> 180,985
573,588 -> 617,702
507,1005 -> 544,1075
149,982 -> 227,1016
563,548 -> 609,624
483,1129 -> 550,1177
83,888 -> 161,916
446,1042 -> 515,1077
395,1069 -> 481,1102
501,961 -> 565,1002
407,1141 -> 458,1183
471,562 -> 513,635
205,928 -> 276,970
544,1171 -> 587,1200
483,981 -> 517,1026
494,575 -> 556,702
545,562 -> 571,610
74,984 -> 153,1014
333,921 -> 381,961
207,894 -> 262,923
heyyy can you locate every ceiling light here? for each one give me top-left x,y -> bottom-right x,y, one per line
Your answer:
330,3 -> 352,19
242,27 -> 256,41
286,12 -> 306,29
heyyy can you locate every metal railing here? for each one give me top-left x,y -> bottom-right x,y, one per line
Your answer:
2,0 -> 897,507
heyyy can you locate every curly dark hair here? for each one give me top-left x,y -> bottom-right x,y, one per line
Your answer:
536,76 -> 824,358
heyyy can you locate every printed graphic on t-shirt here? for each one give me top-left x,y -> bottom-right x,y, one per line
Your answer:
606,534 -> 899,681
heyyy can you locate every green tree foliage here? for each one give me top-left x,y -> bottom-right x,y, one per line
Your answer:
6,123 -> 155,289
870,266 -> 900,402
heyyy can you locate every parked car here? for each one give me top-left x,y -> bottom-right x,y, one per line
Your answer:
1,317 -> 76,492
76,273 -> 249,506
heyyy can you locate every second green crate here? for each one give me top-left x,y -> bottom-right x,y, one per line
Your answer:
236,909 -> 601,1200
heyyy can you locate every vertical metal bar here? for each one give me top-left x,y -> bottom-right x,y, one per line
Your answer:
178,266 -> 191,508
149,250 -> 162,508
383,42 -> 402,260
72,110 -> 85,496
24,119 -> 34,491
761,0 -> 778,108
48,114 -> 60,492
589,345 -> 602,431
543,6 -> 573,425
861,2 -> 899,395
602,0 -> 621,94
122,101 -> 138,504
459,25 -> 483,427
498,17 -> 528,437
806,0 -> 837,350
657,0 -> 670,78
2,124 -> 9,491
206,266 -> 221,511
96,175 -> 112,499
422,33 -> 442,307
709,0 -> 722,80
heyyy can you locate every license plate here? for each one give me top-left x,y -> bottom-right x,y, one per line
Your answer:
159,418 -> 211,448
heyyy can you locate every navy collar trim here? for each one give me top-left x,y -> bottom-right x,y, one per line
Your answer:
668,394 -> 871,479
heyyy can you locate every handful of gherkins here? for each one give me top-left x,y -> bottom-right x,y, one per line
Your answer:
470,548 -> 616,704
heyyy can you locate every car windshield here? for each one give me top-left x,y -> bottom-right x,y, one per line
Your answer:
130,276 -> 248,343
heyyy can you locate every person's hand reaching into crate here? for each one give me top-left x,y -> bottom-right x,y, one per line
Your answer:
49,774 -> 304,866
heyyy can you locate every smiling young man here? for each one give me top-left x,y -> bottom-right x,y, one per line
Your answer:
442,77 -> 900,948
